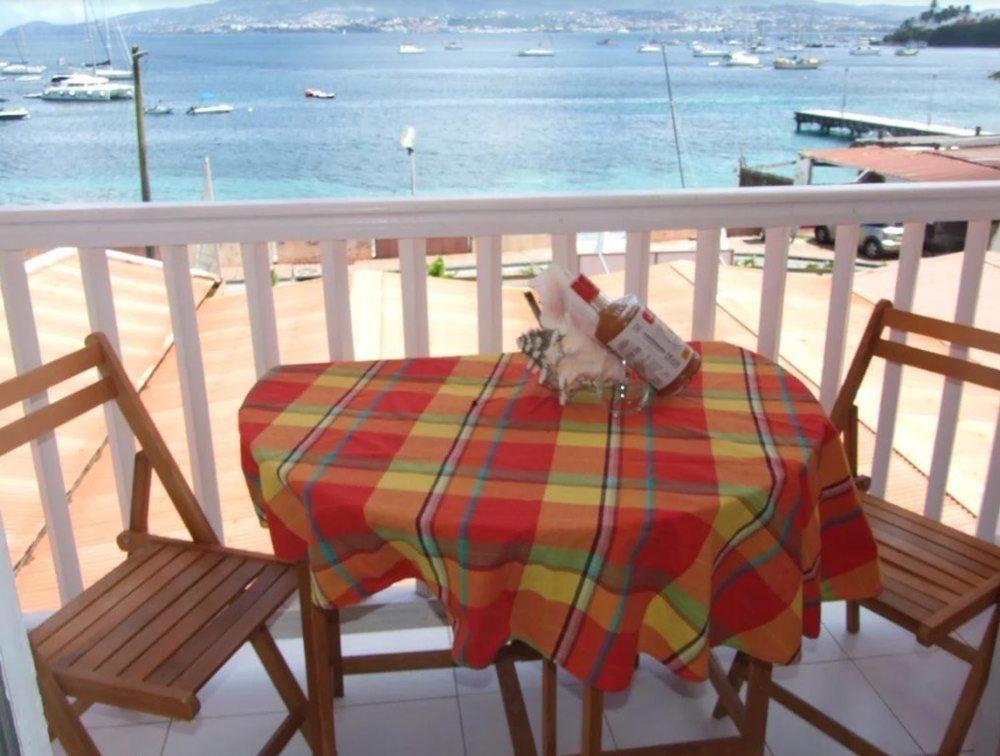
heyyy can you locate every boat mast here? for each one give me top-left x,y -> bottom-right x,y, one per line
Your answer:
660,46 -> 687,188
82,0 -> 99,70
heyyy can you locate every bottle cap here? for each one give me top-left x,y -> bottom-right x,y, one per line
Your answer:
570,274 -> 600,303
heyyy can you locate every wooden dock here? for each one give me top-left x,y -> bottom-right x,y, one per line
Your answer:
794,109 -> 985,139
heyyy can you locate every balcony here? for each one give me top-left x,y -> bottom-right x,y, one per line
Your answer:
1,180 -> 998,754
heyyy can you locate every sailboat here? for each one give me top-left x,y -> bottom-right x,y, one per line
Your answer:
518,34 -> 556,57
638,41 -> 663,53
398,43 -> 425,54
3,30 -> 46,75
79,0 -> 134,79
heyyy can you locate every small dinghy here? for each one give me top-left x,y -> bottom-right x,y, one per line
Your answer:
145,102 -> 173,115
0,107 -> 30,121
187,103 -> 234,115
305,88 -> 335,99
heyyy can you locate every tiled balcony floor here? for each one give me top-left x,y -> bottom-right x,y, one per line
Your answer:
54,600 -> 992,756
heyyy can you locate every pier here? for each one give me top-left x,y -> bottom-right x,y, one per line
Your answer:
794,109 -> 986,139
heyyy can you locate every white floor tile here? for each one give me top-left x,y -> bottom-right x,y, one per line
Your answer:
335,697 -> 465,756
53,722 -> 169,756
766,660 -> 922,755
822,601 -> 923,659
855,648 -> 974,753
337,667 -> 457,708
340,625 -> 451,655
191,642 -> 292,719
956,608 -> 994,648
81,702 -> 169,729
455,659 -> 581,697
459,685 -> 616,755
800,626 -> 848,664
604,670 -> 738,749
164,712 -> 310,755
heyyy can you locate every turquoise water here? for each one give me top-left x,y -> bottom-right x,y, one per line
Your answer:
1,31 -> 998,205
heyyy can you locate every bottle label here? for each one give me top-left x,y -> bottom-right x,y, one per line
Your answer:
605,309 -> 693,391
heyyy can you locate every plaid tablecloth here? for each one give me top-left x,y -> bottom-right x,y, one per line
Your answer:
239,342 -> 881,691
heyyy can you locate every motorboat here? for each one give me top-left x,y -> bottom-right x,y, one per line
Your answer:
596,38 -> 615,47
187,103 -> 234,115
144,102 -> 173,115
691,43 -> 727,58
41,74 -> 132,101
638,42 -> 662,53
398,44 -> 425,55
895,47 -> 919,56
850,44 -> 880,56
750,43 -> 773,53
15,75 -> 42,82
305,88 -> 335,99
518,46 -> 555,57
773,55 -> 822,70
722,51 -> 761,67
0,107 -> 29,121
3,63 -> 47,75
444,41 -> 463,51
781,43 -> 805,52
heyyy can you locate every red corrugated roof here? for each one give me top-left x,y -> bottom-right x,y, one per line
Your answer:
801,145 -> 1000,182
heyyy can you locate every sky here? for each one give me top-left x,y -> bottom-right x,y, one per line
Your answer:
1,0 -> 992,34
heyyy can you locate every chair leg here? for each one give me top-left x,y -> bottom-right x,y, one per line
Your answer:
35,661 -> 100,756
300,566 -> 336,755
711,651 -> 748,720
251,627 -> 313,749
846,600 -> 860,634
740,658 -> 773,756
542,660 -> 557,756
325,607 -> 344,698
581,685 -> 603,756
938,607 -> 999,756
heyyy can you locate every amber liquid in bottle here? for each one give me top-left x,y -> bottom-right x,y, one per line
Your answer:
570,274 -> 701,396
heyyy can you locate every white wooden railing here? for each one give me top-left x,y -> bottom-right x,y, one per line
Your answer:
1,181 -> 999,607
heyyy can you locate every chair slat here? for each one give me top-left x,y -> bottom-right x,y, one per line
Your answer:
72,552 -> 227,673
864,495 -> 1000,570
171,567 -> 298,691
881,563 -> 962,606
882,307 -> 1000,355
0,377 -> 116,456
121,559 -> 266,683
873,531 -> 985,587
29,545 -> 166,646
872,339 -> 1000,390
96,555 -> 247,677
876,543 -> 978,594
0,344 -> 102,412
52,549 -> 205,668
870,517 -> 997,582
148,563 -> 289,687
874,586 -> 939,619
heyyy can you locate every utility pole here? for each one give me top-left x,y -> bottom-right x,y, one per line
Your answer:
131,45 -> 154,258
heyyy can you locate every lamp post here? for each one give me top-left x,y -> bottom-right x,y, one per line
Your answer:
399,126 -> 417,196
131,45 -> 155,259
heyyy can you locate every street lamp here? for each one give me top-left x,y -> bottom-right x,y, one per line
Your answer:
399,126 -> 417,196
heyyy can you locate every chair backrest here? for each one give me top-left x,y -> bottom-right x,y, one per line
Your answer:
830,299 -> 1000,434
0,333 -> 219,545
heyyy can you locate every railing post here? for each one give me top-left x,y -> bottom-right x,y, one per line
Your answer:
923,220 -> 991,522
0,251 -> 83,602
624,231 -> 651,303
78,247 -> 137,530
398,238 -> 430,357
319,240 -> 354,362
977,409 -> 1000,544
692,228 -> 722,341
757,226 -> 790,361
551,234 -> 579,275
161,244 -> 224,540
869,222 -> 924,498
241,242 -> 281,378
819,225 -> 860,412
475,236 -> 503,354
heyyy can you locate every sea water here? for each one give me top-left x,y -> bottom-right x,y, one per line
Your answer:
1,31 -> 997,205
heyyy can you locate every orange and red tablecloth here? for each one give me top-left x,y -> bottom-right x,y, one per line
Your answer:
239,342 -> 881,691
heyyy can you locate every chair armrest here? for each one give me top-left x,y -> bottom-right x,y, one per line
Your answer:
916,572 -> 1000,646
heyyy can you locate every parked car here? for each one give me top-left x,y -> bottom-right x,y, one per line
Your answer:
813,222 -> 905,259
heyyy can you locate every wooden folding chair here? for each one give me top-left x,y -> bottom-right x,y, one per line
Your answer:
716,300 -> 1000,756
0,334 -> 317,755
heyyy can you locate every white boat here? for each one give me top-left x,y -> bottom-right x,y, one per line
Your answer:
638,42 -> 662,53
187,103 -> 234,115
15,75 -> 42,82
90,67 -> 133,80
518,46 -> 555,57
750,43 -> 773,53
3,63 -> 47,75
895,47 -> 919,56
773,55 -> 822,70
691,43 -> 728,58
782,43 -> 805,52
145,102 -> 173,115
444,41 -> 463,51
722,51 -> 761,67
0,107 -> 29,121
850,44 -> 880,56
305,88 -> 335,99
398,44 -> 425,55
41,74 -> 132,101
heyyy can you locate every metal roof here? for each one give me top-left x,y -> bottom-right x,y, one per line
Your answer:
801,145 -> 1000,182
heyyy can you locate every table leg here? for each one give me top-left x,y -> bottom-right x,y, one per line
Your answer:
542,660 -> 557,756
581,685 -> 603,756
300,568 -> 336,755
325,607 -> 345,698
741,657 -> 773,755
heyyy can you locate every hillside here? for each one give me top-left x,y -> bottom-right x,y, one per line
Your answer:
885,2 -> 1000,45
